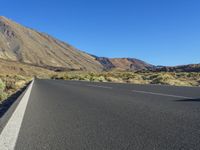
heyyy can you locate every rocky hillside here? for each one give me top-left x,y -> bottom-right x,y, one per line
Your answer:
0,16 -> 154,72
0,16 -> 103,71
95,57 -> 153,71
109,58 -> 154,71
0,58 -> 55,77
153,64 -> 200,72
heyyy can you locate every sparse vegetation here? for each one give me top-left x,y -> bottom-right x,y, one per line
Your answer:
0,78 -> 7,101
0,75 -> 31,103
51,71 -> 200,87
1,70 -> 199,103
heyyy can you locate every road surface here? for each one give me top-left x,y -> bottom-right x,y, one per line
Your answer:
1,79 -> 200,149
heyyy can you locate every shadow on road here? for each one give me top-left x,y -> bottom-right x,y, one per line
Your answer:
175,98 -> 200,102
0,85 -> 28,118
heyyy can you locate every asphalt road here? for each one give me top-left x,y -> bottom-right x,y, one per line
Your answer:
12,79 -> 200,149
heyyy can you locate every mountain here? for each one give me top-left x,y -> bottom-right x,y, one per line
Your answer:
0,16 -> 153,72
109,58 -> 154,71
0,16 -> 104,71
95,57 -> 153,71
94,57 -> 115,70
153,64 -> 200,72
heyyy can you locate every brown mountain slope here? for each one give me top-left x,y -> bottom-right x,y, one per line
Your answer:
109,58 -> 153,71
95,57 -> 153,71
0,16 -> 154,72
0,58 -> 55,77
0,16 -> 103,71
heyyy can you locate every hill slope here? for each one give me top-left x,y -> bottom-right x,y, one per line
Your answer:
0,16 -> 104,71
154,64 -> 200,72
0,58 -> 55,77
0,16 -> 154,72
95,57 -> 153,71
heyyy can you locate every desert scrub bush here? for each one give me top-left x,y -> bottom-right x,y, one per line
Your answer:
90,76 -> 107,82
0,92 -> 8,102
51,74 -> 61,79
150,73 -> 191,86
105,76 -> 124,83
0,75 -> 31,101
151,73 -> 175,84
175,72 -> 188,78
119,72 -> 135,80
0,78 -> 5,90
70,74 -> 84,80
127,75 -> 149,84
4,78 -> 18,91
52,71 -> 200,87
197,79 -> 200,85
0,79 -> 7,101
148,74 -> 160,80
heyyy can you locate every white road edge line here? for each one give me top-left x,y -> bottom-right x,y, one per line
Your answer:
86,84 -> 113,89
0,79 -> 34,150
132,90 -> 193,99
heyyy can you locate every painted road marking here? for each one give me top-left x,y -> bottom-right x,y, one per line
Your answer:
0,80 -> 34,150
86,84 -> 113,89
132,90 -> 193,99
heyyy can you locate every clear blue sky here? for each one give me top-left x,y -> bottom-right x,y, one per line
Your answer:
1,0 -> 200,66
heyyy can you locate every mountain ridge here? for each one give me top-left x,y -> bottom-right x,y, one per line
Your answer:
3,16 -> 199,73
0,16 -> 154,72
95,57 -> 153,71
152,64 -> 200,72
0,16 -> 104,71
